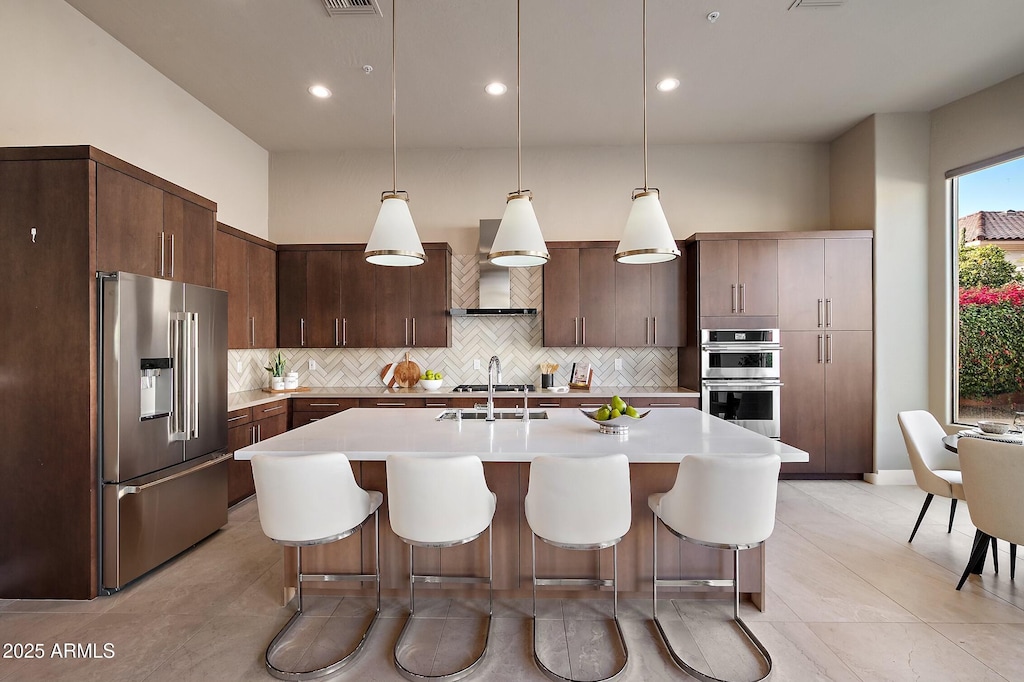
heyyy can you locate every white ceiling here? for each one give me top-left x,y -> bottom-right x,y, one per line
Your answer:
64,0 -> 1024,152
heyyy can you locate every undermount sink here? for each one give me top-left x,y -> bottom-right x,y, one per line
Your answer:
436,409 -> 548,421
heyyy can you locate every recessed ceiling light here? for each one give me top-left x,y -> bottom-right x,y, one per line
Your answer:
308,84 -> 332,99
656,78 -> 680,92
485,82 -> 508,96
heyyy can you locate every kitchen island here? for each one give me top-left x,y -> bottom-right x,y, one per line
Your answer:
236,407 -> 807,608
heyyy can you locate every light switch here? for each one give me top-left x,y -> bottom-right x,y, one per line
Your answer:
614,358 -> 623,371
235,360 -> 243,373
474,359 -> 481,370
308,359 -> 317,371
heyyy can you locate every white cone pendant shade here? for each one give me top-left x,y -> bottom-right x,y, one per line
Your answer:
489,193 -> 550,267
365,194 -> 426,267
615,190 -> 680,264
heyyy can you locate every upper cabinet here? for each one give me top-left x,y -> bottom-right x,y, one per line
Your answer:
543,243 -> 682,347
697,239 -> 778,321
216,224 -> 277,349
277,244 -> 451,349
778,237 -> 872,331
96,163 -> 216,287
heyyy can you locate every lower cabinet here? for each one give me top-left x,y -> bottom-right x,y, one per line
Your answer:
290,398 -> 359,429
780,331 -> 872,475
226,400 -> 288,506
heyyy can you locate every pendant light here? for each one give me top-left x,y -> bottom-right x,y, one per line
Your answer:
615,0 -> 680,265
365,0 -> 426,267
488,0 -> 549,268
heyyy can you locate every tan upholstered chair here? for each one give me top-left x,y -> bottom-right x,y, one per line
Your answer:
897,411 -> 965,542
955,438 -> 1022,589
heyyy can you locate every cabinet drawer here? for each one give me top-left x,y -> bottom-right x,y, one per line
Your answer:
291,398 -> 360,412
358,398 -> 426,408
291,411 -> 337,429
558,397 -> 609,409
254,400 -> 288,418
226,407 -> 252,427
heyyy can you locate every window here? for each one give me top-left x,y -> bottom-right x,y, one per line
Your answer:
950,151 -> 1024,426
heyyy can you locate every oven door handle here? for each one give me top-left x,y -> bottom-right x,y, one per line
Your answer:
701,380 -> 784,388
701,344 -> 783,352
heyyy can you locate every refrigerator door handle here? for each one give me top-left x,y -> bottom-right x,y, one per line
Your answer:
171,315 -> 188,440
189,312 -> 200,439
119,453 -> 233,497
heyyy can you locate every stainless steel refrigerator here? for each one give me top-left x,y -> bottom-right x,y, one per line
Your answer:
98,272 -> 231,591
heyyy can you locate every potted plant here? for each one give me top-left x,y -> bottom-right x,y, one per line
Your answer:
265,351 -> 286,390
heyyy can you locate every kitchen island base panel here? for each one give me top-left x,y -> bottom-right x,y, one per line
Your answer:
278,462 -> 765,609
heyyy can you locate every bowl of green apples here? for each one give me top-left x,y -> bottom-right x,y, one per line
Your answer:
419,369 -> 443,391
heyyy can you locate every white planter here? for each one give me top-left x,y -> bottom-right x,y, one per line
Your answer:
271,376 -> 285,390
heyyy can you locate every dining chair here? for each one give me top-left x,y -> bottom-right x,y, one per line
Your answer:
897,410 -> 965,541
525,454 -> 632,681
251,452 -> 382,680
955,437 -> 1022,589
650,454 -> 781,682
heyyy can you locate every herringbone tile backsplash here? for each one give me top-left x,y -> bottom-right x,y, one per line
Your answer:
229,256 -> 677,392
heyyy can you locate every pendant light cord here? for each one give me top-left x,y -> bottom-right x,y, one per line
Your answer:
392,0 -> 398,193
516,0 -> 523,194
642,0 -> 648,192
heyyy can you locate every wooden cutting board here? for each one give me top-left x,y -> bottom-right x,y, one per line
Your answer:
393,352 -> 421,388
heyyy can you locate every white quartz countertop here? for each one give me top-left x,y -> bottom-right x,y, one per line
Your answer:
228,386 -> 699,412
235,407 -> 807,464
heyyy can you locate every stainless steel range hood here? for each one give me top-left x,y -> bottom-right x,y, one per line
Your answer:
450,220 -> 538,316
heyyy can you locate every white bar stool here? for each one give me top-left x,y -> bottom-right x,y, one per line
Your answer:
649,454 -> 781,682
525,454 -> 632,682
386,454 -> 497,681
251,452 -> 382,681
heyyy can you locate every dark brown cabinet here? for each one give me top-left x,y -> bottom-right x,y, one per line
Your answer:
290,397 -> 360,429
227,401 -> 288,506
216,225 -> 277,349
96,164 -> 216,286
778,237 -> 872,332
697,239 -> 778,319
279,244 -> 450,349
614,256 -> 683,347
543,245 -> 616,347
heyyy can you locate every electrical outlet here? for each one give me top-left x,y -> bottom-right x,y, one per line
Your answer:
235,360 -> 243,373
614,358 -> 623,371
474,359 -> 481,370
308,359 -> 317,371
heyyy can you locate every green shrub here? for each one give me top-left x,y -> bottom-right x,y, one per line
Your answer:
958,244 -> 1022,288
958,283 -> 1024,398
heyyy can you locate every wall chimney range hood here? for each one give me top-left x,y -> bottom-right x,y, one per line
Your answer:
449,220 -> 538,317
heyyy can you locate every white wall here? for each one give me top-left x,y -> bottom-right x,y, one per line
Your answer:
0,0 -> 269,237
829,118 -> 876,231
270,143 -> 831,251
874,113 -> 931,471
928,73 -> 1024,420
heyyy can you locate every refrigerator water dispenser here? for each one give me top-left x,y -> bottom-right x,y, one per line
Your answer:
140,357 -> 173,421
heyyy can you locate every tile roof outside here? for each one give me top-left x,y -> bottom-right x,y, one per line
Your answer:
959,210 -> 1024,241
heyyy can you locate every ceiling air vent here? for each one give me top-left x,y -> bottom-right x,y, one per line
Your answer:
788,0 -> 844,9
322,0 -> 381,17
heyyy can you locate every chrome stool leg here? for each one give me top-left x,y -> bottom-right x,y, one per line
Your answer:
393,526 -> 494,681
652,514 -> 773,682
265,510 -> 382,681
531,532 -> 629,682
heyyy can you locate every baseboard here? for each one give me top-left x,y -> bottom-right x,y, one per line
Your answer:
863,470 -> 916,485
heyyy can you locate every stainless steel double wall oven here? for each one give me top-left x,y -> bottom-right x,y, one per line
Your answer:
700,329 -> 782,438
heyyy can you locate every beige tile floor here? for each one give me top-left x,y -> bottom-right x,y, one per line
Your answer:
1,480 -> 1022,681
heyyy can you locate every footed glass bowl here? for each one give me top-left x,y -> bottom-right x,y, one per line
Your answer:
580,408 -> 651,435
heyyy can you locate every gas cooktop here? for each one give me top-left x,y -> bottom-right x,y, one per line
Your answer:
452,384 -> 536,393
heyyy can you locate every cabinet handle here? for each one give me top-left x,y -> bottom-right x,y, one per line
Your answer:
309,417 -> 322,422
817,299 -> 824,328
652,316 -> 657,345
227,414 -> 248,422
826,298 -> 833,328
574,317 -> 579,345
249,425 -> 256,445
818,334 -> 824,364
731,284 -> 737,313
582,317 -> 586,345
739,283 -> 745,313
334,318 -> 340,347
412,317 -> 416,346
159,231 -> 166,276
645,317 -> 650,345
250,317 -> 256,348
309,402 -> 340,407
168,233 -> 175,278
262,405 -> 283,413
300,318 -> 306,347
579,403 -> 605,408
376,402 -> 406,407
257,423 -> 262,441
538,402 -> 560,407
826,334 -> 833,364
342,318 -> 347,346
404,318 -> 409,346
426,402 -> 447,407
649,402 -> 682,407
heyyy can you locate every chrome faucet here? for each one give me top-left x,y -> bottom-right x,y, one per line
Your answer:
521,385 -> 530,423
486,355 -> 502,421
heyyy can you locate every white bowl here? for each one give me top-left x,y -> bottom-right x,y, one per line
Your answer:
420,378 -> 443,391
977,420 -> 1010,435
